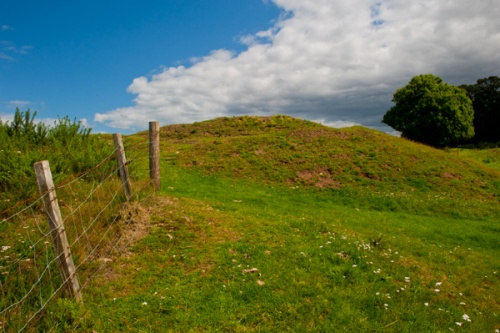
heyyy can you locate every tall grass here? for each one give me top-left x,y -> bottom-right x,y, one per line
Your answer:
0,110 -> 151,331
0,108 -> 114,214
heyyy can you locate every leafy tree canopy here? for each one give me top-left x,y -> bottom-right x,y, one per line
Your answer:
460,76 -> 500,144
382,74 -> 474,147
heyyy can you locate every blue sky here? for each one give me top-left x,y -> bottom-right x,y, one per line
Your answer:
1,0 -> 499,134
1,0 -> 280,132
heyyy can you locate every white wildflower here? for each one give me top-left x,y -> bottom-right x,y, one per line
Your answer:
462,314 -> 471,322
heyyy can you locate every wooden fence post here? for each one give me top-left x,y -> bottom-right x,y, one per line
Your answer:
34,161 -> 83,303
113,133 -> 132,200
149,121 -> 160,191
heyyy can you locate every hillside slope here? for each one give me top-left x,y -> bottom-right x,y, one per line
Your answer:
67,115 -> 499,332
153,115 -> 499,207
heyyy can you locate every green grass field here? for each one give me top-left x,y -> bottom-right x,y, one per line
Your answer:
2,115 -> 499,332
77,167 -> 498,332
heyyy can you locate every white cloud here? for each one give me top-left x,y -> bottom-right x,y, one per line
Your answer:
0,52 -> 13,60
0,112 -> 14,123
8,100 -> 31,108
315,119 -> 359,128
95,0 -> 500,132
1,40 -> 32,60
0,101 -> 83,129
0,112 -> 89,130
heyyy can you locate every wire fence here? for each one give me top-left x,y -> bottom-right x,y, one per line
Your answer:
0,126 -> 160,332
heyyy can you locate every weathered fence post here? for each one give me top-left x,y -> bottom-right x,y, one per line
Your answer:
34,161 -> 83,303
113,133 -> 132,201
149,121 -> 160,191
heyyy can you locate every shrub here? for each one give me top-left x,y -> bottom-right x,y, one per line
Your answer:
0,108 -> 114,214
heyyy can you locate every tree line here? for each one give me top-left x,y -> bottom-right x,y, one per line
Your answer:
382,74 -> 499,148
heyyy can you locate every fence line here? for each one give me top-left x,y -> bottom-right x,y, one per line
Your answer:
0,122 -> 161,332
0,136 -> 154,218
1,155 -> 124,331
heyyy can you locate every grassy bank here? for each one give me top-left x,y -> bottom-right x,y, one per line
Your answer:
73,164 -> 498,332
74,116 -> 499,332
2,115 -> 499,331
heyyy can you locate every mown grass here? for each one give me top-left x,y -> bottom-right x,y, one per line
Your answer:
2,115 -> 499,332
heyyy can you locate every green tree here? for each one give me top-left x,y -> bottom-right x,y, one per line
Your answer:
382,74 -> 474,147
460,76 -> 500,144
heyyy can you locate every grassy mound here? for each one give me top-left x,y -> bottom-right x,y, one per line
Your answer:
153,115 -> 499,218
77,116 -> 500,331
3,115 -> 499,332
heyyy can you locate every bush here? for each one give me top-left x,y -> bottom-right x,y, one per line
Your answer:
0,108 -> 114,214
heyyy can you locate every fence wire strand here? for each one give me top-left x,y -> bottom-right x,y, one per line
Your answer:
0,134 -> 160,332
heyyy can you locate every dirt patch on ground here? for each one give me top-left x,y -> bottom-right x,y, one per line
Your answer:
98,196 -> 179,259
296,170 -> 316,181
441,172 -> 462,180
296,167 -> 342,189
254,148 -> 266,156
315,177 -> 342,188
